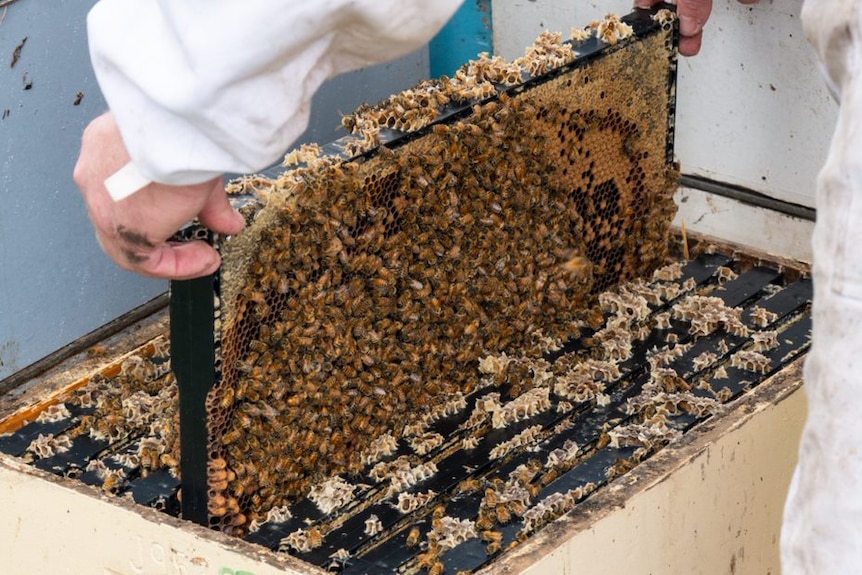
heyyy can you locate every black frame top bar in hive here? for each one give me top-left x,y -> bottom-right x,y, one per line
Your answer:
169,4 -> 680,542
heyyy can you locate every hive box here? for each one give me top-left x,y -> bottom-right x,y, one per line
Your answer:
0,334 -> 805,574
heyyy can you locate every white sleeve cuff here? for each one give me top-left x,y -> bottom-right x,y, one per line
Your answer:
88,1 -> 463,185
105,161 -> 152,201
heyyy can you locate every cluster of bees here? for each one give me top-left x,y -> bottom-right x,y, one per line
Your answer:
206,11 -> 678,537
70,343 -> 180,487
334,11 -> 662,159
14,337 -> 179,494
250,247 -> 780,571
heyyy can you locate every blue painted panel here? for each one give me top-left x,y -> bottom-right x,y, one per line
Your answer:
0,0 -> 166,380
430,0 -> 493,78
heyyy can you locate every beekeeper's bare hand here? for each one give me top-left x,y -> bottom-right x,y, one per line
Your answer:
74,112 -> 246,280
634,0 -> 761,56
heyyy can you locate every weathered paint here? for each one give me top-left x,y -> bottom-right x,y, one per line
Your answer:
0,0 -> 166,382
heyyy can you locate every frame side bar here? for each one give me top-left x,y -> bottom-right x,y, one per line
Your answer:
170,274 -> 216,526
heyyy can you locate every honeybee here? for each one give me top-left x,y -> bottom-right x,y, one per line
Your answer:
561,254 -> 593,279
495,505 -> 511,524
458,478 -> 482,494
86,344 -> 109,357
417,542 -> 441,570
483,487 -> 500,508
233,359 -> 254,374
101,471 -> 125,493
405,526 -> 422,548
236,411 -> 253,430
464,320 -> 479,336
159,452 -> 180,468
220,429 -> 242,446
541,468 -> 560,487
209,495 -> 228,517
307,526 -> 324,549
509,500 -> 528,517
475,513 -> 495,532
218,387 -> 236,409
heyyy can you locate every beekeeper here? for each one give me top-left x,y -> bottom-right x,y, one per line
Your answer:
780,1 -> 862,572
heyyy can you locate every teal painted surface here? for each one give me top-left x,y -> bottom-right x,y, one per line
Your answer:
430,0 -> 493,78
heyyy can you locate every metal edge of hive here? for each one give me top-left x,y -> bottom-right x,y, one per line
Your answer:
170,272 -> 218,525
168,3 -> 679,528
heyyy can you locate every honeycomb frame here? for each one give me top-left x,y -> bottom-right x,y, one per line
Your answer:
171,8 -> 680,536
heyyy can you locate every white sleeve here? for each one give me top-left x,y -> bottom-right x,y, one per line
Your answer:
87,0 -> 464,186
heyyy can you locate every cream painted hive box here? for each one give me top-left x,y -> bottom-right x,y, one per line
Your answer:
0,310 -> 806,575
0,344 -> 807,575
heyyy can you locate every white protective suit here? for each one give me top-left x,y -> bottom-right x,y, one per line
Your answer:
86,0 -> 463,194
782,0 -> 862,572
